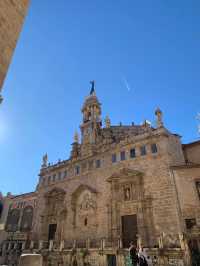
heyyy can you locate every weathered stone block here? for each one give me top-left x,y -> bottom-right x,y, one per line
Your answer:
19,254 -> 43,266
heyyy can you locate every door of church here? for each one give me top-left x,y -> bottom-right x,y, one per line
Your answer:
107,255 -> 116,266
121,215 -> 137,248
48,224 -> 57,241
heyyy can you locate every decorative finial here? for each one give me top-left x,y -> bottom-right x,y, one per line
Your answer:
155,107 -> 163,128
105,115 -> 111,128
74,131 -> 79,143
42,153 -> 48,168
90,80 -> 95,95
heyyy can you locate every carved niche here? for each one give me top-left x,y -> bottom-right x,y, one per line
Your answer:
107,168 -> 144,203
71,184 -> 97,233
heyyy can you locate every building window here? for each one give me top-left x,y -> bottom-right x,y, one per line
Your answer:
195,181 -> 200,199
120,151 -> 126,161
140,146 -> 146,156
58,172 -> 62,180
112,154 -> 117,163
185,218 -> 196,230
48,176 -> 51,183
6,209 -> 20,232
130,148 -> 136,158
5,242 -> 9,250
20,206 -> 33,232
84,218 -> 88,226
63,170 -> 67,179
151,143 -> 158,154
75,166 -> 80,175
96,159 -> 101,168
52,174 -> 56,182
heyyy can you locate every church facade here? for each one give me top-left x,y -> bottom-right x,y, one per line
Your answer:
0,85 -> 200,266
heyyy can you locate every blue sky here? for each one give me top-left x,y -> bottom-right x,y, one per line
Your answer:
0,0 -> 200,195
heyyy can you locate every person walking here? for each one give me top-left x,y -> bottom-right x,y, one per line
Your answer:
138,247 -> 148,266
129,242 -> 138,266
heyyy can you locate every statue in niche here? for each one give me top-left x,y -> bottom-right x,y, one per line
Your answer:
124,187 -> 131,201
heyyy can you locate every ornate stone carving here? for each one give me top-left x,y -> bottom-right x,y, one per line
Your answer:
79,193 -> 96,211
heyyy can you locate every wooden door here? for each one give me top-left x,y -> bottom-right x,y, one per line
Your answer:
121,214 -> 137,248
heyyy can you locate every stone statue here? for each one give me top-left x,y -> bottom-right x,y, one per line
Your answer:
124,187 -> 131,201
74,131 -> 79,143
42,153 -> 48,168
90,80 -> 95,95
155,107 -> 163,128
105,115 -> 111,128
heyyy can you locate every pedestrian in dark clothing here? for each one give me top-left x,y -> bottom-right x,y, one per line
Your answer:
129,242 -> 138,266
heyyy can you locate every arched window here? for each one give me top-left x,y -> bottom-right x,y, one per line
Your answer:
6,209 -> 20,232
20,206 -> 33,232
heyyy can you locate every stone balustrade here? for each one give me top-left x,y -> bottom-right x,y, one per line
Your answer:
17,237 -> 122,252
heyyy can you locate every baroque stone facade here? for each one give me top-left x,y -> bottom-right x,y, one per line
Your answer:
0,86 -> 200,266
0,0 -> 30,100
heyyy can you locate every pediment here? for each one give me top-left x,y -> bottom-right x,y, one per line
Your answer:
107,167 -> 143,182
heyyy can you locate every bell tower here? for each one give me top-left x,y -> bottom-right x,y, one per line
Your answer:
80,81 -> 102,144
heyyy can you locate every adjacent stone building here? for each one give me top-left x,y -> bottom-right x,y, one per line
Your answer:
0,0 -> 30,101
0,191 -> 37,265
0,85 -> 200,266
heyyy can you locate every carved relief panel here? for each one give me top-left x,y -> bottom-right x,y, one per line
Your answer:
71,185 -> 97,237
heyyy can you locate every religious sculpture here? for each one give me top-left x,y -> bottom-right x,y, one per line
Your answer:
124,187 -> 131,201
42,153 -> 48,168
105,115 -> 111,128
155,107 -> 163,128
90,80 -> 95,95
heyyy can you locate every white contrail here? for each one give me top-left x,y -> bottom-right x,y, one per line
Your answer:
122,76 -> 132,92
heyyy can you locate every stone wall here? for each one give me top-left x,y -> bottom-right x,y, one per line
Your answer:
0,0 -> 29,90
183,141 -> 200,164
172,166 -> 200,226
